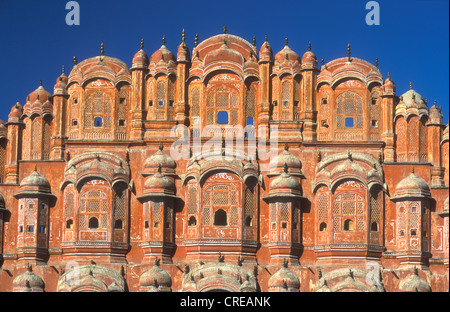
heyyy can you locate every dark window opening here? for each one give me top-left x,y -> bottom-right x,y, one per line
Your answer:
271,223 -> 277,230
148,101 -> 153,107
246,117 -> 254,126
66,219 -> 73,229
119,120 -> 125,126
73,99 -> 78,104
283,101 -> 289,107
400,230 -> 405,237
188,216 -> 197,226
344,219 -> 355,231
371,120 -> 378,128
273,101 -> 278,106
94,117 -> 103,127
217,111 -> 229,124
72,119 -> 78,126
371,222 -> 378,232
372,98 -> 377,105
411,229 -> 417,236
39,226 -> 45,234
322,98 -> 328,105
320,222 -> 327,232
144,221 -> 149,229
245,216 -> 253,227
28,225 -> 34,233
281,222 -> 288,229
214,209 -> 227,226
321,120 -> 329,128
154,222 -> 160,228
114,220 -> 123,229
88,217 -> 99,229
120,98 -> 125,104
159,101 -> 164,106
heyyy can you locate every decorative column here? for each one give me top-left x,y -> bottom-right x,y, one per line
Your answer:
381,73 -> 396,162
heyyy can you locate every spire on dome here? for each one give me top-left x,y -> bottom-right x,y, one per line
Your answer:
73,56 -> 77,65
347,43 -> 351,61
162,35 -> 166,46
375,57 -> 379,68
308,41 -> 311,51
285,37 -> 289,46
182,29 -> 185,43
252,36 -> 256,46
194,33 -> 198,47
101,42 -> 104,56
140,38 -> 144,50
223,26 -> 227,34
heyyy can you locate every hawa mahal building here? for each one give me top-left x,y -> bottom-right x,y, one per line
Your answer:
0,30 -> 448,292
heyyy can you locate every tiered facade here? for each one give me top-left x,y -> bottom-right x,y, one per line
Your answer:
0,31 -> 448,292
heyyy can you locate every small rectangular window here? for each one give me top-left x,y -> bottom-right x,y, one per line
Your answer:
345,118 -> 354,128
28,226 -> 34,233
120,97 -> 125,104
159,101 -> 164,106
39,226 -> 45,234
73,99 -> 78,104
148,101 -> 153,107
371,120 -> 378,128
217,111 -> 229,124
119,120 -> 125,126
273,101 -> 278,106
322,98 -> 328,105
94,117 -> 103,127
72,119 -> 78,126
321,120 -> 328,128
372,98 -> 377,105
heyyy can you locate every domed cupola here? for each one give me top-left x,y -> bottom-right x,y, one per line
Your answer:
177,29 -> 190,62
54,66 -> 69,94
139,258 -> 172,292
399,267 -> 431,292
392,168 -> 431,200
150,35 -> 176,64
132,39 -> 149,69
27,81 -> 52,105
143,165 -> 175,195
203,38 -> 245,68
383,72 -> 396,94
269,144 -> 302,176
429,100 -> 443,125
395,83 -> 428,119
301,42 -> 318,69
12,264 -> 45,292
274,38 -> 301,66
268,259 -> 300,292
143,144 -> 176,176
17,166 -> 52,195
259,35 -> 273,63
269,163 -> 301,196
8,102 -> 23,123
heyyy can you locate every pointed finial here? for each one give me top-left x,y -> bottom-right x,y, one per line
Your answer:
285,37 -> 288,46
39,80 -> 43,87
194,34 -> 198,47
73,56 -> 77,65
284,143 -> 289,151
62,65 -> 65,74
159,142 -> 163,151
157,163 -> 162,174
154,257 -> 160,266
321,59 -> 324,66
347,151 -> 353,161
317,151 -> 322,162
434,99 -> 437,107
387,72 -> 391,80
347,43 -> 351,61
100,41 -> 104,56
308,41 -> 311,51
34,165 -> 37,172
252,36 -> 256,46
27,263 -> 32,272
162,35 -> 166,46
410,82 -> 412,90
375,57 -> 378,68
265,34 -> 268,42
282,258 -> 288,268
411,166 -> 415,174
140,38 -> 144,50
223,26 -> 227,34
182,29 -> 185,43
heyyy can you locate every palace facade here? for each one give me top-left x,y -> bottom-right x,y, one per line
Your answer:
0,30 -> 448,292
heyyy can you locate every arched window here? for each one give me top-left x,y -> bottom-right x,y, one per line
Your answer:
344,219 -> 355,231
371,222 -> 378,232
66,219 -> 74,229
217,111 -> 229,124
88,217 -> 99,229
188,216 -> 197,226
114,219 -> 123,229
214,209 -> 227,226
320,222 -> 328,232
94,117 -> 103,127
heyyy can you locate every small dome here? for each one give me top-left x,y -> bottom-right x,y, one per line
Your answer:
396,85 -> 428,118
302,43 -> 317,65
383,74 -> 396,92
27,83 -> 52,105
259,39 -> 273,63
8,102 -> 23,122
19,168 -> 51,194
399,269 -> 431,292
177,38 -> 190,62
268,266 -> 300,291
144,171 -> 175,192
132,41 -> 149,69
150,38 -> 176,64
274,40 -> 301,65
203,40 -> 244,67
139,263 -> 172,289
269,146 -> 302,172
270,171 -> 300,191
144,145 -> 176,171
429,102 -> 443,124
394,171 -> 431,199
13,266 -> 45,292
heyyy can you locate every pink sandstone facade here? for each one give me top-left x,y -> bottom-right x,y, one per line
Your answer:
0,31 -> 448,292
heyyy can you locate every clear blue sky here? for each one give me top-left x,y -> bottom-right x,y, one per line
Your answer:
0,0 -> 448,123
